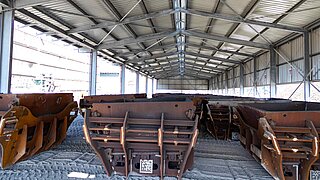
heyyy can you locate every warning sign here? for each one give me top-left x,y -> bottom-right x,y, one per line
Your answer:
139,159 -> 153,174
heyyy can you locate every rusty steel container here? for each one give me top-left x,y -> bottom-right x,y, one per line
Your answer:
236,102 -> 320,180
80,93 -> 147,109
0,94 -> 16,117
0,93 -> 78,168
83,101 -> 198,179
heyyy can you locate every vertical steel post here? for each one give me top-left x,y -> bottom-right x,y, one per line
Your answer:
233,67 -> 236,94
240,63 -> 244,96
209,78 -> 213,91
304,31 -> 310,101
151,78 -> 154,95
214,76 -> 217,94
220,73 -> 224,94
120,64 -> 125,94
253,57 -> 257,96
217,76 -> 220,93
145,76 -> 148,94
136,71 -> 139,93
225,71 -> 228,94
89,50 -> 97,95
212,77 -> 214,91
270,48 -> 277,98
0,9 -> 14,93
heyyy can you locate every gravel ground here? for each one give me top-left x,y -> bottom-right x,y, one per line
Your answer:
0,116 -> 273,180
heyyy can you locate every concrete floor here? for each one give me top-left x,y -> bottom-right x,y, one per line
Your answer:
0,116 -> 273,180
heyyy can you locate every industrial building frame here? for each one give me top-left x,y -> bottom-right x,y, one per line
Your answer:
1,0 -> 320,100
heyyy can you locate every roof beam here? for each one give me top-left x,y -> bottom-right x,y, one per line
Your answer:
183,9 -> 306,33
18,9 -> 136,69
185,51 -> 241,64
149,67 -> 179,75
184,57 -> 231,67
185,30 -> 270,49
97,31 -> 178,50
13,0 -> 58,9
114,47 -> 175,57
222,0 -> 309,65
63,1 -> 119,41
158,73 -> 211,79
141,61 -> 224,72
138,56 -> 231,68
136,57 -> 179,65
18,9 -> 94,49
127,51 -> 177,63
62,0 -> 132,60
186,43 -> 254,57
184,62 -> 224,72
100,0 -> 154,58
183,67 -> 216,75
140,61 -> 179,70
33,6 -> 100,46
67,9 -> 175,34
150,67 -> 215,79
150,66 -> 214,79
122,42 -> 255,57
189,61 -> 226,72
130,51 -> 240,66
184,69 -> 215,77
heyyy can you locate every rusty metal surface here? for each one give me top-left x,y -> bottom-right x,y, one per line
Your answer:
193,97 -> 290,140
0,94 -> 17,117
0,93 -> 78,169
80,93 -> 147,108
16,93 -> 75,117
205,104 -> 236,140
236,102 -> 320,180
84,101 -> 198,179
153,93 -> 288,102
237,102 -> 320,129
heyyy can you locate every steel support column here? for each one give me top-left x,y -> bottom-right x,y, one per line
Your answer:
136,71 -> 139,93
121,64 -> 125,94
89,50 -> 97,95
270,48 -> 277,98
240,64 -> 244,96
220,73 -> 225,94
216,74 -> 220,94
212,76 -> 215,93
0,9 -> 14,93
145,76 -> 148,94
253,57 -> 257,96
304,31 -> 310,101
233,67 -> 236,94
151,78 -> 154,95
225,71 -> 228,94
209,78 -> 213,91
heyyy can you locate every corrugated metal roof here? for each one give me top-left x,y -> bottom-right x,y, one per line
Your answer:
189,0 -> 218,13
7,0 -> 320,79
254,28 -> 292,43
232,24 -> 265,41
251,0 -> 301,23
206,20 -> 235,36
280,0 -> 320,26
109,0 -> 144,17
144,0 -> 171,12
218,0 -> 254,15
188,15 -> 211,30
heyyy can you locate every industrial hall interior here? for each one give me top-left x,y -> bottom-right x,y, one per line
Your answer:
1,0 -> 320,179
